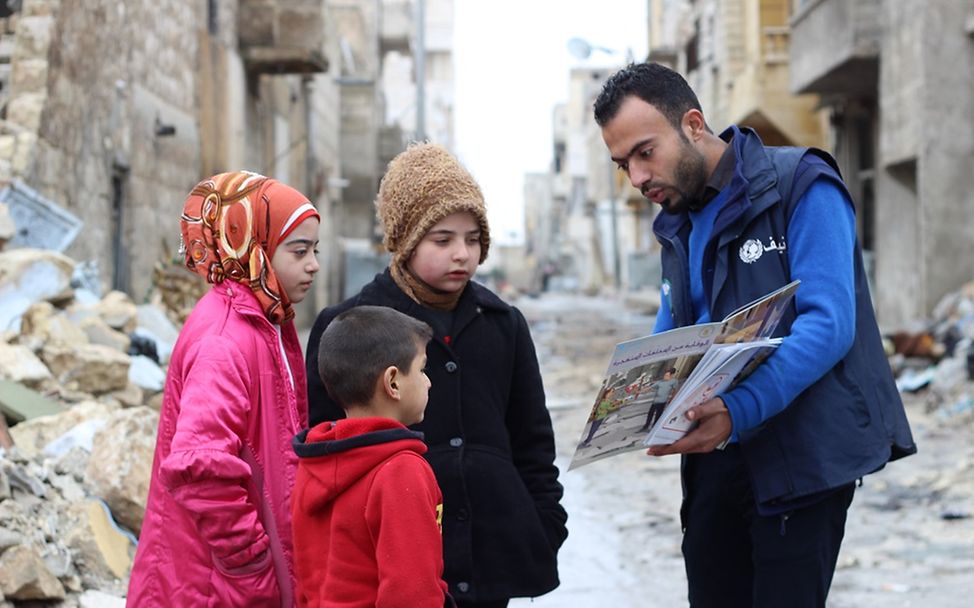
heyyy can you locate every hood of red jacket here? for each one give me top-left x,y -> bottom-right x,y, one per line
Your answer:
292,417 -> 428,513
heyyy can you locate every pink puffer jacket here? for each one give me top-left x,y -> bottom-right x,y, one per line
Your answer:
127,282 -> 308,607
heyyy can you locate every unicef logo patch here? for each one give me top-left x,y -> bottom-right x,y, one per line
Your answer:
739,239 -> 764,264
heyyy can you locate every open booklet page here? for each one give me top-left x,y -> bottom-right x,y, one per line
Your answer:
569,323 -> 722,469
568,279 -> 800,471
644,340 -> 780,446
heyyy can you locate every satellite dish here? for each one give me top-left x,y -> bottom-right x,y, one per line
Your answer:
567,37 -> 593,60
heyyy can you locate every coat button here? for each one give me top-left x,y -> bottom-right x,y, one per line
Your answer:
457,582 -> 470,593
457,508 -> 469,521
449,437 -> 463,447
445,361 -> 458,373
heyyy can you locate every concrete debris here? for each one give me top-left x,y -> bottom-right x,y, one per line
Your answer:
892,279 -> 974,421
84,407 -> 158,535
128,355 -> 166,393
95,291 -> 138,334
1,458 -> 46,497
0,242 -> 189,606
0,341 -> 52,385
0,201 -> 14,244
0,379 -> 63,424
77,316 -> 130,354
135,303 -> 181,364
107,383 -> 144,409
65,499 -> 137,581
41,343 -> 131,395
0,248 -> 75,332
44,418 -> 108,459
0,544 -> 66,601
78,589 -> 127,607
0,405 -> 152,603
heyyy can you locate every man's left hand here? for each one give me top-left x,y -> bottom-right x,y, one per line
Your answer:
646,398 -> 732,456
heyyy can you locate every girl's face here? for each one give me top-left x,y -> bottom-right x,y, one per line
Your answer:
407,211 -> 480,294
271,217 -> 320,304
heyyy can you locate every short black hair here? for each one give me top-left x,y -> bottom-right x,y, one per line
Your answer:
317,306 -> 433,407
593,62 -> 703,130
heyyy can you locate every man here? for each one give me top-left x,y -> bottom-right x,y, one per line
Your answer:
637,367 -> 679,432
594,62 -> 915,608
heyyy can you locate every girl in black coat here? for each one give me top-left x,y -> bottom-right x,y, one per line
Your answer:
306,143 -> 567,608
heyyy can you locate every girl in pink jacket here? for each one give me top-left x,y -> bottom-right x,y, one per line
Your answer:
127,172 -> 320,607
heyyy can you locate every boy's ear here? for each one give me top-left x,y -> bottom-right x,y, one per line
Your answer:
382,365 -> 400,400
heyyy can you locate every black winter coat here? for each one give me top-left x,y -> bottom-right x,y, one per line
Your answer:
305,270 -> 567,602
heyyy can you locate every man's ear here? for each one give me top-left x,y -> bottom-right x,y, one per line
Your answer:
682,109 -> 707,141
382,366 -> 400,400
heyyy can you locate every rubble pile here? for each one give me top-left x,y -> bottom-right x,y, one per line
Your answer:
889,280 -> 974,425
0,243 -> 182,606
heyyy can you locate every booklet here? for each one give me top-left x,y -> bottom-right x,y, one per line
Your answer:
568,280 -> 800,470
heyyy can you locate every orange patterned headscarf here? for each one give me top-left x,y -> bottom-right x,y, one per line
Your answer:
180,171 -> 319,324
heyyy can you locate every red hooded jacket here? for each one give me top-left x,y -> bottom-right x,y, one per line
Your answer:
291,417 -> 451,607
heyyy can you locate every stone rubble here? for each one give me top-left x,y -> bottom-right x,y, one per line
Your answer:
0,244 -> 183,605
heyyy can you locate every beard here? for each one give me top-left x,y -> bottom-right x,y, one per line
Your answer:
649,140 -> 709,215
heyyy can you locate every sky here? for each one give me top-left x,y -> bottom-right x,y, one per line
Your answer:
453,0 -> 648,245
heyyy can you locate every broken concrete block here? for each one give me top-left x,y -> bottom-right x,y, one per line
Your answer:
65,499 -> 135,581
48,469 -> 85,502
0,248 -> 75,333
146,390 -> 165,411
1,459 -> 46,497
107,383 -> 143,408
0,379 -> 62,425
7,399 -> 117,460
0,545 -> 66,601
41,343 -> 130,394
0,342 -> 52,386
78,316 -> 130,353
0,201 -> 13,245
20,301 -> 89,348
79,590 -> 127,607
44,418 -> 107,458
0,464 -> 9,499
128,355 -> 165,392
85,406 -> 158,534
96,291 -> 138,334
135,304 -> 180,364
0,528 -> 20,551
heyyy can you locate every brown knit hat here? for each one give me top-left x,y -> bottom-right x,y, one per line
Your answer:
376,142 -> 490,266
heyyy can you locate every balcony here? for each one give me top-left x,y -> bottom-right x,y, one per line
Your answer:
238,0 -> 328,75
380,0 -> 412,56
789,0 -> 880,96
722,25 -> 825,148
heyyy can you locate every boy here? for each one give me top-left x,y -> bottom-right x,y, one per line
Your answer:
291,305 -> 452,608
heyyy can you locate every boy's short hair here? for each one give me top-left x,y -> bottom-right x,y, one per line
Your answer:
317,306 -> 433,407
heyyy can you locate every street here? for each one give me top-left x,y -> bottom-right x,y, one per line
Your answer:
510,292 -> 974,608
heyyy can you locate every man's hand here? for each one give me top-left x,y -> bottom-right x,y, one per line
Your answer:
646,397 -> 732,456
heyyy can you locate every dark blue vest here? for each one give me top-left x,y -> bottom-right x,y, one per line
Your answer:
655,126 -> 916,514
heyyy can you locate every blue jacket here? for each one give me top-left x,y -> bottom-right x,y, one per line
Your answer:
654,126 -> 916,514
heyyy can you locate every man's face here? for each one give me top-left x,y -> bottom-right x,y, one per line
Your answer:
601,96 -> 709,214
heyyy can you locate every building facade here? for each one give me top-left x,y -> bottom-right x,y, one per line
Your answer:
0,0 -> 455,319
790,0 -> 974,327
